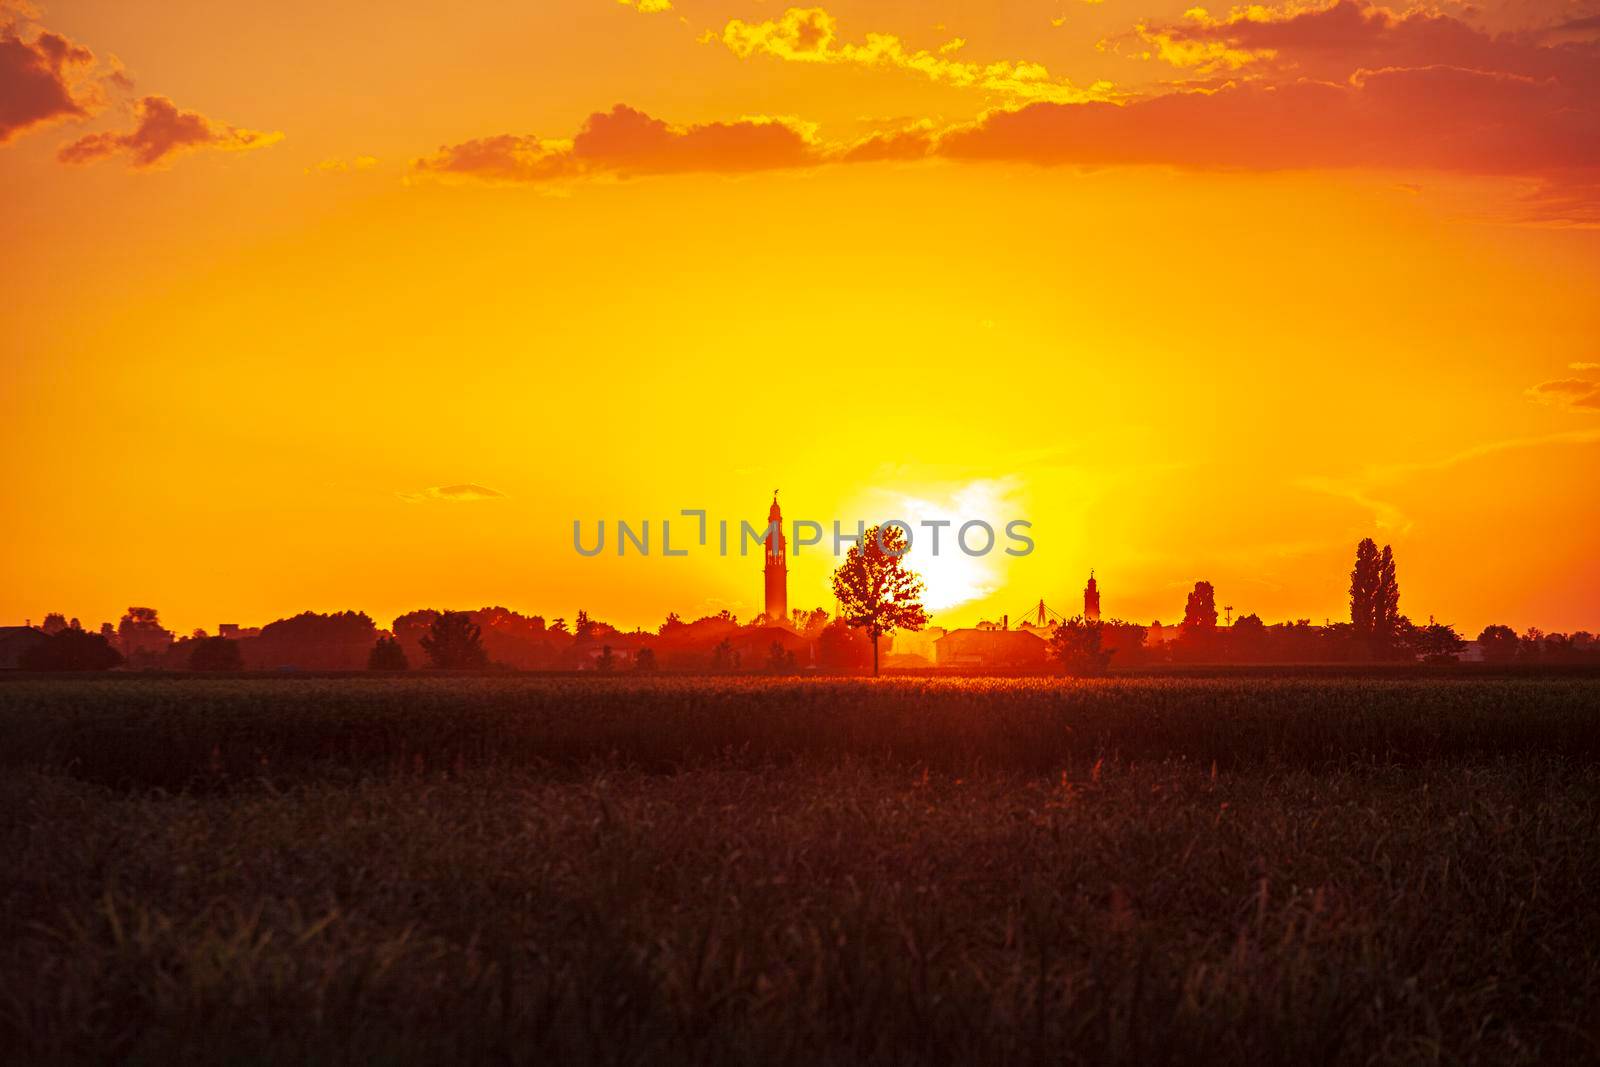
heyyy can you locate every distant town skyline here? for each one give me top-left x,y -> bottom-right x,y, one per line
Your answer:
3,1 -> 1598,638
5,493 -> 1591,644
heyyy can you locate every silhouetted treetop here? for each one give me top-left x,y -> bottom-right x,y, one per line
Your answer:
421,611 -> 489,669
20,629 -> 122,671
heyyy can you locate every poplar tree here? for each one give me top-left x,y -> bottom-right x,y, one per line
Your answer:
1349,538 -> 1380,639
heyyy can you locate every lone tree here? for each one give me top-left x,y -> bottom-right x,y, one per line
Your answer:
420,611 -> 488,669
831,523 -> 928,677
367,635 -> 409,671
1048,616 -> 1113,676
188,636 -> 243,671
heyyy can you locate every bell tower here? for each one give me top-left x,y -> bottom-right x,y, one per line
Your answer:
764,491 -> 788,624
1084,570 -> 1101,621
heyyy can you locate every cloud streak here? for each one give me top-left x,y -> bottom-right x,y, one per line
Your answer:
414,103 -> 817,183
397,484 -> 508,503
1527,378 -> 1600,411
58,94 -> 282,168
714,6 -> 1109,104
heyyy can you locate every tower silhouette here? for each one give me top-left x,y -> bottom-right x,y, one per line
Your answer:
764,491 -> 788,624
1084,570 -> 1101,621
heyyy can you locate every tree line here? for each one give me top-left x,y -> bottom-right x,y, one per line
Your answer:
11,533 -> 1595,673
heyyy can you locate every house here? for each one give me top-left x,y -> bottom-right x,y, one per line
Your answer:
0,626 -> 47,669
934,627 -> 1049,670
888,626 -> 945,664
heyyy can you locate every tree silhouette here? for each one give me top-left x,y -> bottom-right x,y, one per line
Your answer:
42,613 -> 67,635
634,647 -> 657,671
595,644 -> 616,672
20,629 -> 122,671
1229,612 -> 1268,660
1048,616 -> 1113,676
420,611 -> 488,669
1477,624 -> 1519,663
1349,538 -> 1380,640
1416,620 -> 1466,662
189,636 -> 243,671
766,641 -> 796,674
831,524 -> 928,677
1375,545 -> 1400,656
367,635 -> 409,671
792,607 -> 829,635
1182,582 -> 1218,633
816,617 -> 871,672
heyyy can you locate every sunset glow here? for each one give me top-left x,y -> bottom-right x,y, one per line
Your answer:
3,0 -> 1598,636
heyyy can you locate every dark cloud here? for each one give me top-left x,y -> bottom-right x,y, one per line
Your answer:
840,125 -> 935,164
0,18 -> 94,143
415,104 -> 817,183
940,70 -> 1595,173
1134,0 -> 1600,88
1527,378 -> 1600,410
57,94 -> 281,168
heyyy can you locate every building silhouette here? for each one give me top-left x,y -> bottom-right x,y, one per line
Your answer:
934,627 -> 1048,670
1084,570 -> 1101,621
763,492 -> 788,624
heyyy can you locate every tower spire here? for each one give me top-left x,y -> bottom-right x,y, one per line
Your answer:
763,491 -> 788,624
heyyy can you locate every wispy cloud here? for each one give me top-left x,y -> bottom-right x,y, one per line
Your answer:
1526,378 -> 1600,412
711,6 -> 1111,104
1300,424 -> 1600,533
413,104 -> 816,184
58,93 -> 281,168
1295,477 -> 1413,534
1362,428 -> 1600,486
397,483 -> 507,503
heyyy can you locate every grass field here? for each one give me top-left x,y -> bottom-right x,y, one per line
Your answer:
2,676 -> 1597,1063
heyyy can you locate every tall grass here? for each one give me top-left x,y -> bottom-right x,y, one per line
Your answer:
1,677 -> 1596,1063
0,676 -> 1595,789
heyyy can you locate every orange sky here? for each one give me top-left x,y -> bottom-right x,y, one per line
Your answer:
3,0 -> 1598,637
